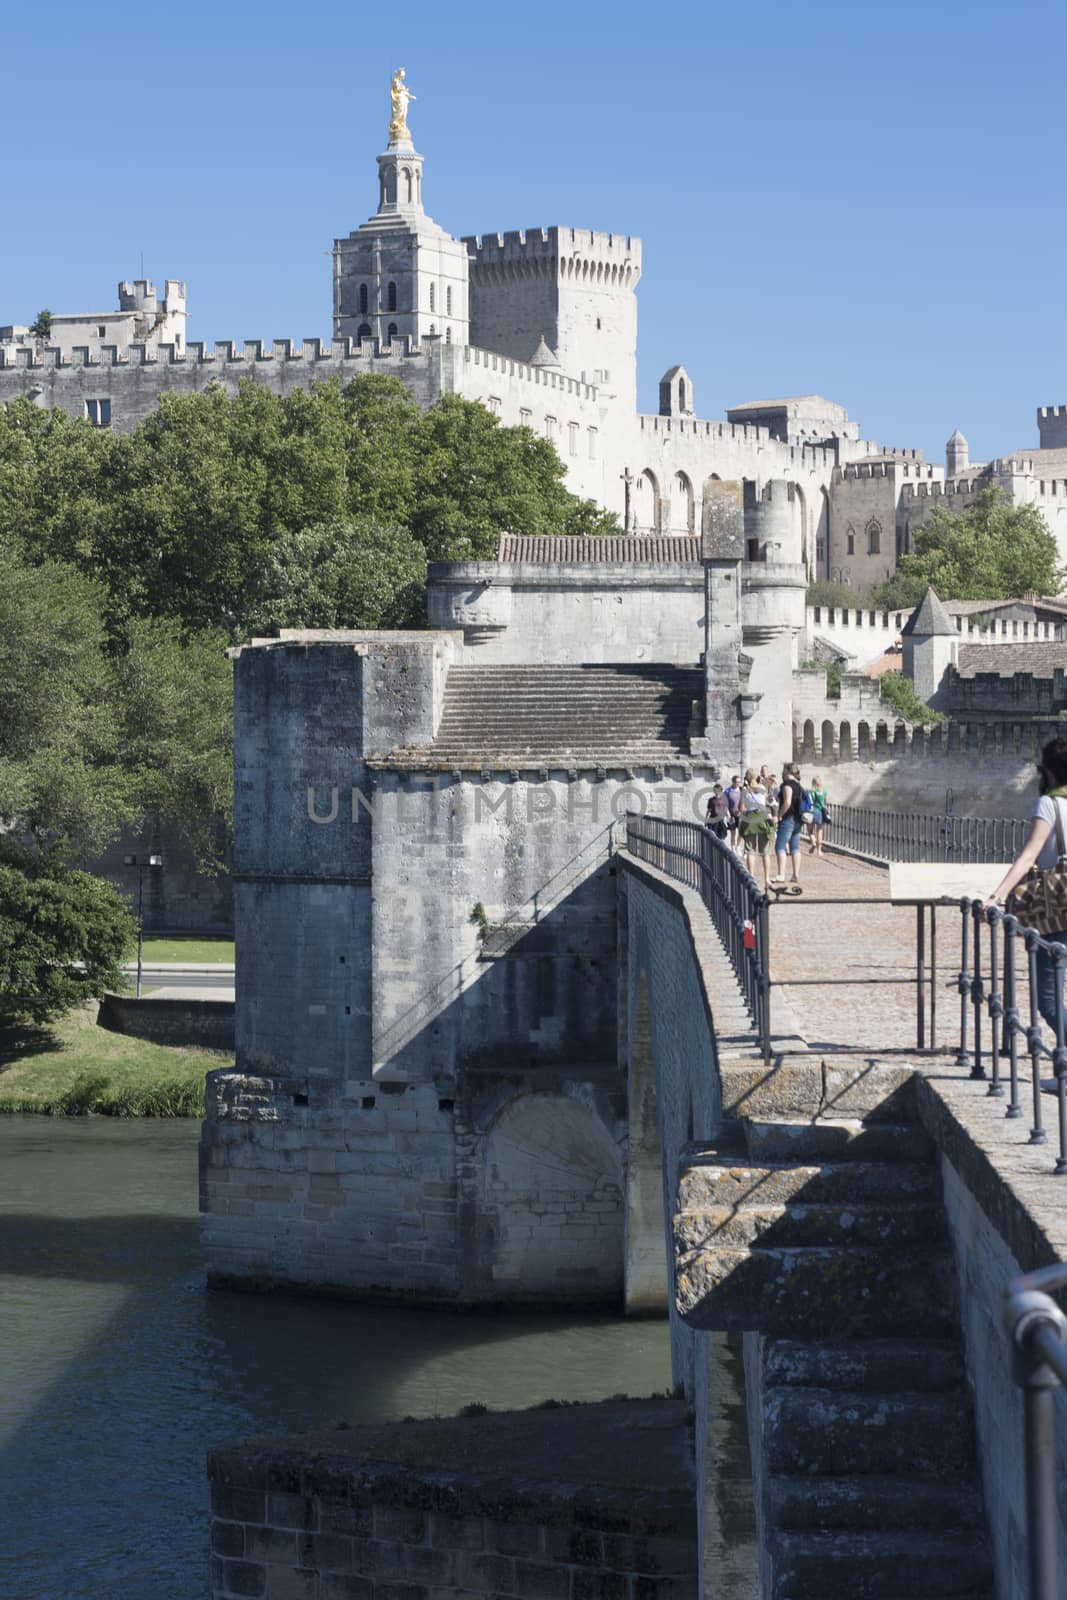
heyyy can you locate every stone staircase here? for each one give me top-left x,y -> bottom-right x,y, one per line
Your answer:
425,664 -> 703,760
675,1070 -> 994,1599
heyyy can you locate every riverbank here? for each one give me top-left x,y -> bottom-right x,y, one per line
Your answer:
0,1012 -> 224,1115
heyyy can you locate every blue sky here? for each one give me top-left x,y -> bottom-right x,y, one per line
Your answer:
3,0 -> 1063,463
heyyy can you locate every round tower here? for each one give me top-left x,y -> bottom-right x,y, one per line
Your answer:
946,428 -> 969,479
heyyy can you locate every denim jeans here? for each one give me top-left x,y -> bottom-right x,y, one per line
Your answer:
775,815 -> 801,856
1035,929 -> 1067,1034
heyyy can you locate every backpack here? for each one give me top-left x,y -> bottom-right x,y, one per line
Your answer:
799,787 -> 814,822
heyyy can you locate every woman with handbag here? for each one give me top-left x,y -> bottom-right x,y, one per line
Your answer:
984,736 -> 1067,1031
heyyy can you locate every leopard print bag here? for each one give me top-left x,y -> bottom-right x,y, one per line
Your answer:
1012,797 -> 1067,935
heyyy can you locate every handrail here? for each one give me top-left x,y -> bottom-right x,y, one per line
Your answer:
625,814 -> 771,1060
959,899 -> 1067,1176
1005,1264 -> 1067,1598
832,804 -> 1029,864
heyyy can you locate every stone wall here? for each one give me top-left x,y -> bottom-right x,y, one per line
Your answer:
85,814 -> 233,934
208,1400 -> 698,1600
100,993 -> 234,1052
427,561 -> 704,667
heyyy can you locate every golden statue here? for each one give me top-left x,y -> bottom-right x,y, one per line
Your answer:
389,68 -> 416,143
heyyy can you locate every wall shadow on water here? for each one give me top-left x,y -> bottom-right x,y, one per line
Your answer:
0,1170 -> 667,1600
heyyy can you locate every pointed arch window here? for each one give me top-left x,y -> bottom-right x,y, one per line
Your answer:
357,323 -> 371,340
359,284 -> 368,314
866,520 -> 881,555
387,282 -> 397,312
387,322 -> 398,340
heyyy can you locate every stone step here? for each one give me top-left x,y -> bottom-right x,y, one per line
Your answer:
744,1117 -> 935,1165
762,1338 -> 967,1393
718,1060 -> 919,1122
767,1472 -> 988,1533
674,1200 -> 946,1253
675,1244 -> 958,1335
768,1530 -> 993,1599
764,1386 -> 975,1476
677,1151 -> 941,1211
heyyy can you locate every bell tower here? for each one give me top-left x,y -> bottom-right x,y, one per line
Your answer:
333,71 -> 470,349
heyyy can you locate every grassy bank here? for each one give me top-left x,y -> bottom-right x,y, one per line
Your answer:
0,1013 -> 225,1116
139,935 -> 235,963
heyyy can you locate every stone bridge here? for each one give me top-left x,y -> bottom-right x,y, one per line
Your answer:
617,846 -> 1067,1598
203,623 -> 1067,1600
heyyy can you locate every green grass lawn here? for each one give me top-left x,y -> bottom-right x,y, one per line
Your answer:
138,935 -> 235,964
0,1012 -> 226,1116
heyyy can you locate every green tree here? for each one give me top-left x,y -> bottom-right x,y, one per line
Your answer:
878,670 -> 946,724
0,543 -> 131,851
0,841 -> 135,1022
111,619 -> 235,870
870,488 -> 1063,609
241,517 -> 427,635
806,578 -> 871,609
28,310 -> 52,341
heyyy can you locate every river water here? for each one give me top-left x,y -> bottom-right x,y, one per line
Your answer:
0,1118 -> 670,1600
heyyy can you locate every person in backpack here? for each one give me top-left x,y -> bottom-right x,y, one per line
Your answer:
738,767 -> 773,889
808,775 -> 830,857
771,765 -> 804,887
984,735 -> 1067,1032
705,784 -> 730,841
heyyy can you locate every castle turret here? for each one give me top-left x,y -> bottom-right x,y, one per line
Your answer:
739,481 -> 807,762
901,586 -> 958,709
333,72 -> 470,349
946,428 -> 969,478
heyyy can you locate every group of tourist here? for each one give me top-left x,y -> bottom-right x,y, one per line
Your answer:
704,766 -> 830,891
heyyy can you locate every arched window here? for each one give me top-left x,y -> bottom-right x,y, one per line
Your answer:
446,285 -> 453,315
357,323 -> 371,340
445,327 -> 452,343
678,377 -> 686,412
387,322 -> 398,340
866,519 -> 881,555
846,526 -> 856,556
429,323 -> 436,335
359,284 -> 368,314
429,283 -> 435,312
387,282 -> 397,312
402,167 -> 412,203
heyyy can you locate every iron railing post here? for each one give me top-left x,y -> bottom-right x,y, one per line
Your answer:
1005,1283 -> 1067,1600
988,909 -> 1004,1098
971,901 -> 986,1080
1004,914 -> 1023,1120
957,900 -> 972,1072
1027,933 -> 1048,1147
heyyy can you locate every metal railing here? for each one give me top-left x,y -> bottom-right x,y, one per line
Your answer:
1004,1263 -> 1067,1599
626,814 -> 771,1059
958,899 -> 1067,1175
832,803 -> 1029,863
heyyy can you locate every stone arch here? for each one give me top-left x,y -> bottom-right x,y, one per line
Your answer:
857,721 -> 871,759
840,720 -> 852,759
387,281 -> 397,312
357,322 -> 372,340
402,166 -> 413,202
634,468 -> 662,533
387,322 -> 398,340
625,971 -> 667,1311
803,718 -> 816,756
670,470 -> 695,534
359,283 -> 369,314
480,1091 -> 623,1299
821,720 -> 836,760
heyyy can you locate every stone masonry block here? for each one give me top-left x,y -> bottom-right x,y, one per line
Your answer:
264,1568 -> 320,1600
600,1537 -> 691,1577
319,1577 -> 373,1600
630,1580 -> 695,1600
216,1489 -> 268,1525
571,1570 -> 627,1600
247,1528 -> 300,1566
297,1532 -> 354,1573
511,1558 -> 572,1599
401,1543 -> 457,1585
213,1521 -> 247,1558
373,1506 -> 427,1543
458,1550 -> 517,1591
485,1521 -> 544,1556
222,1560 -> 267,1597
268,1493 -> 319,1531
319,1504 -> 373,1537
427,1513 -> 485,1551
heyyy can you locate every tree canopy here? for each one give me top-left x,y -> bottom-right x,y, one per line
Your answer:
0,840 -> 135,1022
870,488 -> 1063,609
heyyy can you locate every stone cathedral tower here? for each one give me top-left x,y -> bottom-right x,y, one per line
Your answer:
333,71 -> 470,348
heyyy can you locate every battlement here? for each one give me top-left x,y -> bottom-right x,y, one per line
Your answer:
635,412 -> 839,470
0,334 -> 434,370
900,471 -> 1067,504
464,226 -> 641,284
805,604 -> 1062,657
463,345 -> 599,400
794,711 -> 1065,765
838,458 -> 938,482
